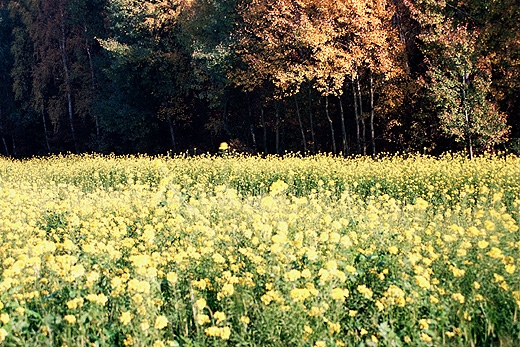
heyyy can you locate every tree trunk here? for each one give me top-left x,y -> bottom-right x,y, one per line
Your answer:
85,25 -> 100,141
42,110 -> 51,153
247,93 -> 256,151
357,77 -> 366,155
0,112 -> 9,156
1,134 -> 7,156
325,95 -> 336,154
294,95 -> 307,153
369,73 -> 376,156
339,95 -> 348,156
275,102 -> 280,155
222,97 -> 230,136
462,70 -> 473,160
168,118 -> 176,152
308,87 -> 316,154
59,1 -> 77,153
261,107 -> 267,154
11,134 -> 16,157
465,108 -> 473,160
353,77 -> 361,154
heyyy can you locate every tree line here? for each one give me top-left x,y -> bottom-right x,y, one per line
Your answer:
0,0 -> 518,157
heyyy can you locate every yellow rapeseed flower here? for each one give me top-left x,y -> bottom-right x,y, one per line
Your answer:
388,246 -> 399,255
420,333 -> 432,343
218,142 -> 229,151
488,247 -> 504,259
415,275 -> 431,290
153,340 -> 165,347
217,283 -> 234,300
505,264 -> 516,274
484,220 -> 496,231
477,240 -> 489,249
120,311 -> 133,325
66,297 -> 84,310
357,285 -> 373,299
345,265 -> 357,273
494,273 -> 505,283
290,288 -> 311,302
284,269 -> 301,282
195,298 -> 206,310
220,326 -> 231,340
122,334 -> 134,347
64,315 -> 76,324
196,314 -> 210,325
450,266 -> 465,278
154,315 -> 169,330
451,292 -> 465,304
205,326 -> 220,337
308,306 -> 323,317
214,311 -> 226,324
0,328 -> 7,343
269,180 -> 289,196
419,319 -> 430,330
375,300 -> 385,311
140,320 -> 150,331
301,268 -> 312,278
331,287 -> 349,301
166,272 -> 178,283
0,313 -> 9,325
212,252 -> 226,264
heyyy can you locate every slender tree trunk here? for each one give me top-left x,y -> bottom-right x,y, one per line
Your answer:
462,70 -> 473,160
85,25 -> 100,140
59,1 -> 77,153
353,77 -> 361,154
361,118 -> 366,156
393,1 -> 405,43
325,95 -> 336,154
1,135 -> 7,156
294,95 -> 307,153
250,124 -> 256,152
261,107 -> 267,154
247,93 -> 256,151
369,73 -> 376,156
42,110 -> 51,152
168,118 -> 176,152
222,97 -> 230,136
464,108 -> 473,160
275,102 -> 280,155
0,112 -> 9,156
308,87 -> 316,154
392,0 -> 411,73
357,76 -> 366,155
11,134 -> 16,157
339,95 -> 348,156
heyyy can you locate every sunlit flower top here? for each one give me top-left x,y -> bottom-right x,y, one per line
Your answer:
219,142 -> 229,151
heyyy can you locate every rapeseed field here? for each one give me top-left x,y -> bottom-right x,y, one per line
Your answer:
0,153 -> 519,346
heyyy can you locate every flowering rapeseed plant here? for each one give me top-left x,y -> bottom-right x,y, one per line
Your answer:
0,153 -> 518,346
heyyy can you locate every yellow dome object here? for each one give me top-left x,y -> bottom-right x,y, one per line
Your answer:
219,142 -> 229,151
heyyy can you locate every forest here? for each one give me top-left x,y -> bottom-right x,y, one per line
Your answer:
0,0 -> 518,157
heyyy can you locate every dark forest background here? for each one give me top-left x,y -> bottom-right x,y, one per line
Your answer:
0,0 -> 518,157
